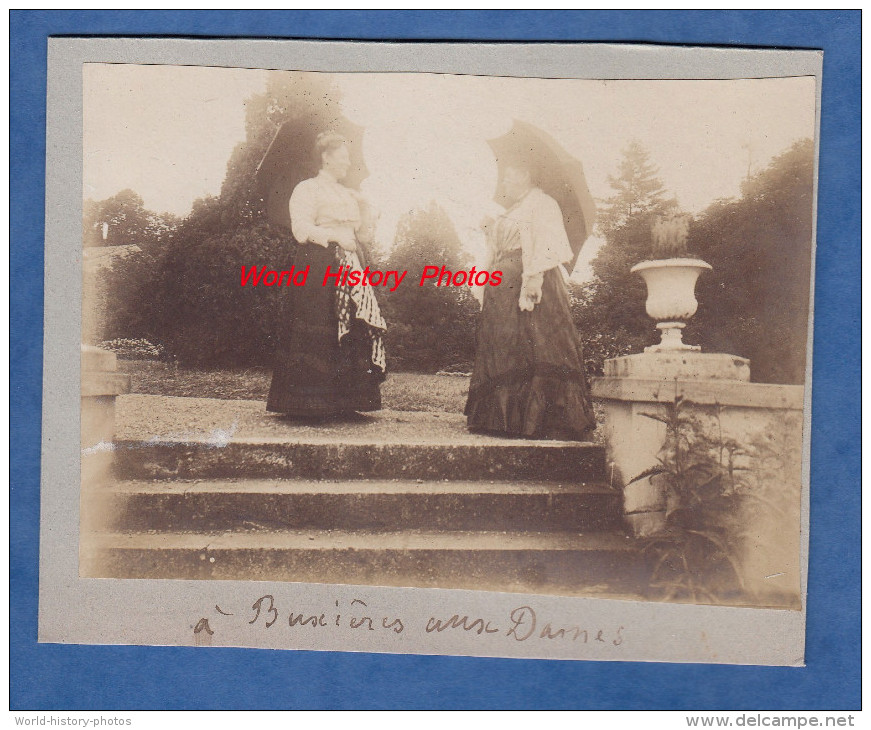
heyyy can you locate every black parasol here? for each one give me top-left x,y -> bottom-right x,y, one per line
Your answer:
488,120 -> 596,272
255,117 -> 369,230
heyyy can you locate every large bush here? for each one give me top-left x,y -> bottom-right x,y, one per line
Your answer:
102,193 -> 298,366
687,139 -> 815,384
101,72 -> 343,366
381,203 -> 479,372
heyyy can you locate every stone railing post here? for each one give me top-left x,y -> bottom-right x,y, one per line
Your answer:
81,345 -> 130,526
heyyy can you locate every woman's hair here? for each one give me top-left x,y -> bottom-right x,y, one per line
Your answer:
315,130 -> 348,160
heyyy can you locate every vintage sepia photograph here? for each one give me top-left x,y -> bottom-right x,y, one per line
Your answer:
78,61 -> 815,621
15,10 -> 858,711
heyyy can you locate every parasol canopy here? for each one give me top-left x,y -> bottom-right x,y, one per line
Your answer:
487,120 -> 596,272
255,117 -> 369,230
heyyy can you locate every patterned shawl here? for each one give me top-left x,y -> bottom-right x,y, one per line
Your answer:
334,247 -> 387,374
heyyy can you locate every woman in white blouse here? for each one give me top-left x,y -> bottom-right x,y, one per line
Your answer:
464,158 -> 595,440
266,131 -> 386,417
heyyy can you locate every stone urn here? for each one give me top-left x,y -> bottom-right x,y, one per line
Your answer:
631,257 -> 712,352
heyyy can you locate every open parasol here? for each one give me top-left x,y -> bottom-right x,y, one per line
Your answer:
488,120 -> 596,272
255,117 -> 369,230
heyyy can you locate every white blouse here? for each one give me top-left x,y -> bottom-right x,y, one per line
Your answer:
289,170 -> 368,246
500,187 -> 574,283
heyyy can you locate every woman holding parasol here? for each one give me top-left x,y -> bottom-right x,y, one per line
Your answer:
264,129 -> 386,417
465,122 -> 596,440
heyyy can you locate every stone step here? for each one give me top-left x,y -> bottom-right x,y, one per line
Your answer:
81,529 -> 649,597
112,438 -> 606,482
86,479 -> 622,533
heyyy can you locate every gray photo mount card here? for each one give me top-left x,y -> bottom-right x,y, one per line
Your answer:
42,38 -> 820,666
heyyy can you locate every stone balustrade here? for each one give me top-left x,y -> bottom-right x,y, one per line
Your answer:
592,350 -> 805,606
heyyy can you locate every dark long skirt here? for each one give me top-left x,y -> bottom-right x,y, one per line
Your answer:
267,242 -> 384,416
464,248 -> 595,440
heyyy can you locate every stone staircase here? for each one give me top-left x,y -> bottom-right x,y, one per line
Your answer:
81,396 -> 650,598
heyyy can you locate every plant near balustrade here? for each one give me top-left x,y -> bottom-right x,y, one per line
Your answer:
629,396 -> 756,604
650,212 -> 693,259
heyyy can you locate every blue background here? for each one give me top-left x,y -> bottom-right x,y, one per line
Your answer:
10,10 -> 861,710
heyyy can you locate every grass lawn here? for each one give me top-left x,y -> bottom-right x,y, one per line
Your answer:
118,360 -> 470,413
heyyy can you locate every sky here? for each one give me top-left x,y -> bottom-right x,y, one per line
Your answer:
83,64 -> 816,280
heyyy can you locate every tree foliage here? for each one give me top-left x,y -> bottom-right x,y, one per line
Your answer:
686,139 -> 815,383
572,142 -> 676,371
83,189 -> 178,248
381,202 -> 479,372
576,138 -> 814,384
216,71 -> 344,229
102,72 -> 345,365
597,140 -> 676,236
